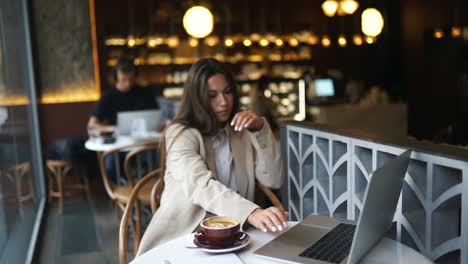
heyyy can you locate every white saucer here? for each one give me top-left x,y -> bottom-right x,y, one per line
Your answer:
199,234 -> 251,254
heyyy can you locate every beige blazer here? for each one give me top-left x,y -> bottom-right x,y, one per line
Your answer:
137,120 -> 284,255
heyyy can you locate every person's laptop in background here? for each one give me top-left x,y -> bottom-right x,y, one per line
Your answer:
254,149 -> 412,264
117,110 -> 163,136
314,79 -> 335,97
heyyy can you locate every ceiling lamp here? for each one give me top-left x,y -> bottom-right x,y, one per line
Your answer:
288,37 -> 299,47
361,8 -> 384,37
433,28 -> 444,39
243,39 -> 252,47
322,36 -> 331,47
338,35 -> 347,47
340,0 -> 359,15
259,38 -> 269,47
205,36 -> 219,47
147,39 -> 157,48
147,36 -> 164,48
275,39 -> 284,46
451,27 -> 461,38
322,0 -> 339,17
188,38 -> 199,47
307,35 -> 319,45
352,35 -> 363,46
127,37 -> 136,47
365,36 -> 375,44
224,38 -> 234,47
167,36 -> 180,48
183,6 -> 214,38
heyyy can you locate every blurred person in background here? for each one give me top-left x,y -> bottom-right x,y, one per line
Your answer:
88,58 -> 157,132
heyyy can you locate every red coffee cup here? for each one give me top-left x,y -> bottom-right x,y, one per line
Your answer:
196,216 -> 240,247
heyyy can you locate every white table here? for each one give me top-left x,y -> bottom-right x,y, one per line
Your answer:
132,222 -> 433,264
84,134 -> 161,152
84,134 -> 161,184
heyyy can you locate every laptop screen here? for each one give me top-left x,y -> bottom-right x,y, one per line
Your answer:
314,79 -> 335,97
117,109 -> 162,135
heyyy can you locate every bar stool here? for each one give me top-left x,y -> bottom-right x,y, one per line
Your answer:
46,160 -> 91,214
6,162 -> 36,217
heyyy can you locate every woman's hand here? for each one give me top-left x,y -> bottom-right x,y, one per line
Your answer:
230,110 -> 264,132
247,207 -> 289,232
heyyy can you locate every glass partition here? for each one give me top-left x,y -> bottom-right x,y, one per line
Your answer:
0,0 -> 46,263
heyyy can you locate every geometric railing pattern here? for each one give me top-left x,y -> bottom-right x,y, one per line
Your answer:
283,124 -> 468,264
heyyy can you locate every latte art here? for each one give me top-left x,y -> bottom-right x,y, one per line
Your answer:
205,221 -> 236,229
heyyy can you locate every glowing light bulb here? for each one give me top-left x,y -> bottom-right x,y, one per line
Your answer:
224,38 -> 234,47
338,35 -> 347,47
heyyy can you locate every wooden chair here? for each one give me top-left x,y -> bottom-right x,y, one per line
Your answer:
99,141 -> 159,211
257,181 -> 285,212
99,141 -> 160,255
5,162 -> 36,216
119,169 -> 162,264
118,175 -> 284,264
46,160 -> 91,214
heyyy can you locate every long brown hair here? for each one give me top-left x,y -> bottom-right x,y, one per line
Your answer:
157,58 -> 240,196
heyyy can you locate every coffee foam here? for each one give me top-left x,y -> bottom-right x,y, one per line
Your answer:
202,216 -> 239,229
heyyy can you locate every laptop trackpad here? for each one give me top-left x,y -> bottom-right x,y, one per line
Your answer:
255,223 -> 330,260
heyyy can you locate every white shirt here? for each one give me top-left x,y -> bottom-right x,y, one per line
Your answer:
206,128 -> 237,192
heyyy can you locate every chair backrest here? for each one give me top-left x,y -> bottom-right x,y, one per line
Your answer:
257,181 -> 285,212
123,141 -> 159,185
119,168 -> 162,264
99,141 -> 159,200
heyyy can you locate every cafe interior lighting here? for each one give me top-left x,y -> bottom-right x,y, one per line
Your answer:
266,34 -> 277,42
259,38 -> 269,47
127,37 -> 136,47
167,36 -> 180,48
451,27 -> 461,38
338,35 -> 347,47
243,39 -> 252,47
189,38 -> 199,47
340,0 -> 359,15
105,37 -> 126,46
275,39 -> 284,46
322,0 -> 339,17
183,6 -> 214,38
250,33 -> 261,42
433,28 -> 444,39
147,36 -> 164,48
205,36 -> 219,47
365,36 -> 375,44
307,35 -> 319,45
322,36 -> 331,47
294,79 -> 306,121
224,38 -> 234,47
361,8 -> 384,37
353,35 -> 363,46
147,39 -> 157,47
288,38 -> 299,47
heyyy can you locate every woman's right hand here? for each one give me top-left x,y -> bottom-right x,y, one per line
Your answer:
247,207 -> 289,233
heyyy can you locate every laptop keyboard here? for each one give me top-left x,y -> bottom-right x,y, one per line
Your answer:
299,223 -> 356,263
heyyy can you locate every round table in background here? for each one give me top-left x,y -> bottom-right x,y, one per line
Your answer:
84,133 -> 161,184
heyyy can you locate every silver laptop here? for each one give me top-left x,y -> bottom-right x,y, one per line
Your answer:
255,149 -> 412,264
117,109 -> 162,135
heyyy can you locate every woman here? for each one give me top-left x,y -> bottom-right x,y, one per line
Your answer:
137,58 -> 286,255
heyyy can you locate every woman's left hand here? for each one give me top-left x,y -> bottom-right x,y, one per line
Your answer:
230,110 -> 264,132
